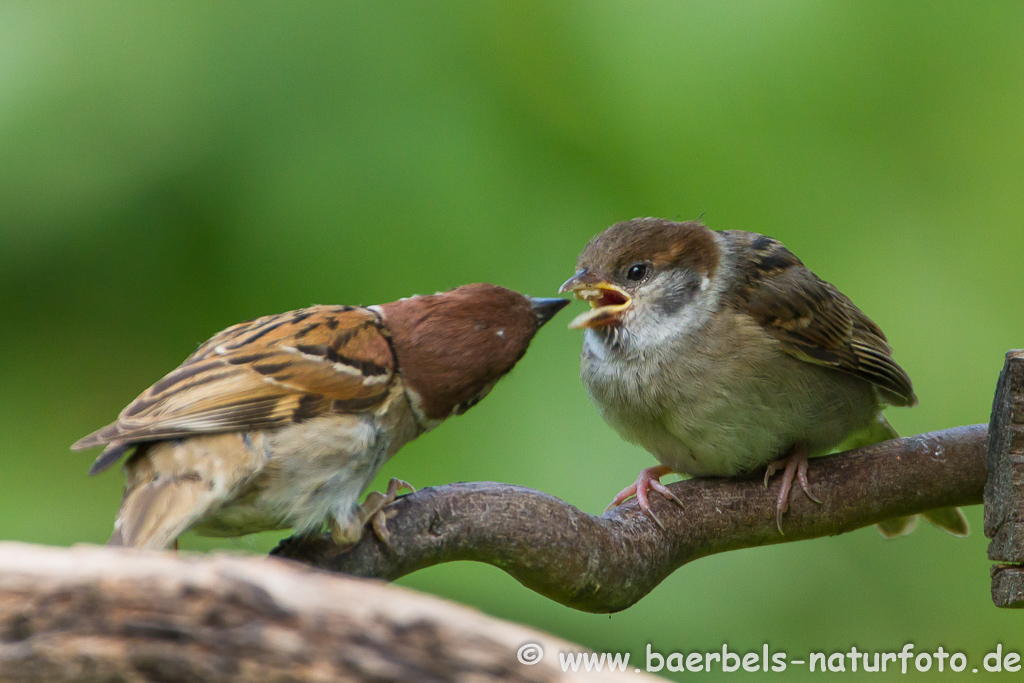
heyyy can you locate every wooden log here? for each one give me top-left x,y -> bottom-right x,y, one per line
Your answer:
0,543 -> 651,682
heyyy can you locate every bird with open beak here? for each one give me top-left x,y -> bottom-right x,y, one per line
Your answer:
73,283 -> 568,549
561,217 -> 966,537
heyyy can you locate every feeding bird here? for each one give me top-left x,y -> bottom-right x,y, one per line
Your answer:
74,283 -> 568,549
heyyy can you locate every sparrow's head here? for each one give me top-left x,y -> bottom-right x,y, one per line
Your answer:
560,218 -> 722,351
380,283 -> 568,425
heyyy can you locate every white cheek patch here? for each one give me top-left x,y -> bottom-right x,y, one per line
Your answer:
637,305 -> 704,347
626,274 -> 723,350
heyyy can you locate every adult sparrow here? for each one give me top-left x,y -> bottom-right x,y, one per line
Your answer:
560,218 -> 966,537
73,283 -> 568,549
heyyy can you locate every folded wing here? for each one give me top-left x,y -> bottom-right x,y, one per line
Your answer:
727,233 -> 916,407
72,305 -> 396,474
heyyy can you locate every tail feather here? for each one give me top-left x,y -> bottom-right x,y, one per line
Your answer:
107,526 -> 125,547
71,422 -> 122,451
107,433 -> 260,549
111,475 -> 214,549
922,507 -> 970,537
844,416 -> 970,540
89,442 -> 133,476
75,422 -> 138,476
875,516 -> 918,539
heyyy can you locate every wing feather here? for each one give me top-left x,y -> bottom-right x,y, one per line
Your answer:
726,232 -> 916,406
72,305 -> 397,471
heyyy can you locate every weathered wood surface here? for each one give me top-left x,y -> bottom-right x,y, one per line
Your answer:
985,349 -> 1024,607
0,543 -> 650,683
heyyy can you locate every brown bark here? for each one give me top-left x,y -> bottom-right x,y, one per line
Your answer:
985,350 -> 1024,607
275,424 -> 987,613
0,543 -> 652,683
0,425 -> 997,680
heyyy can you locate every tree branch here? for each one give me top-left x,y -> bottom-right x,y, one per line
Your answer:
274,424 -> 988,613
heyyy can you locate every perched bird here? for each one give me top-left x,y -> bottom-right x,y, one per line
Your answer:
560,218 -> 966,537
73,283 -> 568,549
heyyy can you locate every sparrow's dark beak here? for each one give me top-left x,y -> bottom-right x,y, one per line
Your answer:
558,269 -> 605,294
530,297 -> 571,328
558,269 -> 632,330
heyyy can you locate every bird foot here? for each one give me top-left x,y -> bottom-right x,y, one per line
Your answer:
763,446 -> 821,534
329,478 -> 415,550
604,465 -> 683,530
359,478 -> 415,549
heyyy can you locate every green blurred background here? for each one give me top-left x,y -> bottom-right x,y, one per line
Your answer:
2,1 -> 1023,680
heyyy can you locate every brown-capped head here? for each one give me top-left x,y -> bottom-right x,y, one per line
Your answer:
379,283 -> 568,423
559,218 -> 722,345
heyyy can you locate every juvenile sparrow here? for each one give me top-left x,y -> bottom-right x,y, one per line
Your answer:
73,283 -> 568,549
560,218 -> 966,537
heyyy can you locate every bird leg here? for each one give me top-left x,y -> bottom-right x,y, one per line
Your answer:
329,478 -> 415,550
604,465 -> 683,530
763,444 -> 822,534
358,478 -> 416,548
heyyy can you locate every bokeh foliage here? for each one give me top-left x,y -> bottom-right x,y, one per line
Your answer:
2,2 -> 1023,680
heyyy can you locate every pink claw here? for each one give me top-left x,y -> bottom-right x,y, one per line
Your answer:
604,465 -> 683,530
764,444 -> 822,534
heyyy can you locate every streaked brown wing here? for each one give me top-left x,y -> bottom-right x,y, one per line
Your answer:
73,305 -> 396,471
726,232 -> 916,406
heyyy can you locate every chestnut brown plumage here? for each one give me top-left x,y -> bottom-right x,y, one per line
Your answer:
72,283 -> 568,549
380,284 -> 546,421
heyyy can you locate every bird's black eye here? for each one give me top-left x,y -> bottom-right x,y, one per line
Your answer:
626,263 -> 649,282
